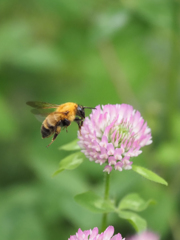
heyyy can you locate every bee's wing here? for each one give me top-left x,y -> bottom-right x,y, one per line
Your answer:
31,108 -> 54,122
30,109 -> 69,122
26,101 -> 60,109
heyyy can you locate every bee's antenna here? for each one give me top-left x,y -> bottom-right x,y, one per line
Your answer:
83,107 -> 96,109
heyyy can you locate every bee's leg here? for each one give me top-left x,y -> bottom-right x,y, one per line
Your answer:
79,120 -> 84,135
74,117 -> 84,134
80,119 -> 83,127
61,118 -> 71,133
74,117 -> 81,129
47,126 -> 61,147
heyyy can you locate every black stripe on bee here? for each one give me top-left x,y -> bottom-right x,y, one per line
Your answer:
41,125 -> 54,138
61,118 -> 71,127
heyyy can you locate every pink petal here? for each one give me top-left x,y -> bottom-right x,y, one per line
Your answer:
107,143 -> 115,155
103,165 -> 112,174
103,226 -> 114,240
111,233 -> 123,240
89,227 -> 99,239
108,156 -> 117,165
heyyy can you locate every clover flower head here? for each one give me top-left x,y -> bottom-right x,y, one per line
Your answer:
78,104 -> 152,173
68,226 -> 125,240
126,231 -> 159,240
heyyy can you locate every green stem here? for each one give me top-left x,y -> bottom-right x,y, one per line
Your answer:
101,172 -> 110,232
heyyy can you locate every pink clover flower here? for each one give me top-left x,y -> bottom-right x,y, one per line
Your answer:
126,231 -> 159,240
78,104 -> 152,173
68,226 -> 125,240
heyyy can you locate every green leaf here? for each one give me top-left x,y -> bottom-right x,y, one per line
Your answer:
74,191 -> 115,213
118,210 -> 147,232
118,193 -> 155,212
59,139 -> 80,151
132,165 -> 168,186
53,151 -> 84,176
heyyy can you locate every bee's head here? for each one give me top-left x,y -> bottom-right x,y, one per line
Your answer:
77,105 -> 96,119
77,105 -> 85,118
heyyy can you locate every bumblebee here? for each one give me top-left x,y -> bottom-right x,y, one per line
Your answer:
26,101 -> 95,147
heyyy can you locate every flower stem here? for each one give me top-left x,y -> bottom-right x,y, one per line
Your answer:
101,172 -> 110,232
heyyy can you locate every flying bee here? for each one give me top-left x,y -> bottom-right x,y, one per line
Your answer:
26,101 -> 95,147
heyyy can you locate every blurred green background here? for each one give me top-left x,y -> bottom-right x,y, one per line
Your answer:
0,0 -> 180,239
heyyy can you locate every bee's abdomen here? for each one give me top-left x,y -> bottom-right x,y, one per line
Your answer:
41,121 -> 55,138
41,126 -> 51,138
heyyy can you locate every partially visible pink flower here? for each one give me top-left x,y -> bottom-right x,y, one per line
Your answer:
78,104 -> 152,173
126,231 -> 159,240
68,226 -> 125,240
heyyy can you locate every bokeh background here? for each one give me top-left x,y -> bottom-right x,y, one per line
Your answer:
0,0 -> 180,239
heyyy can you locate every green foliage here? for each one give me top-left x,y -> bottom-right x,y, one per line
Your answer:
53,151 -> 85,176
118,193 -> 155,212
74,191 -> 153,232
59,139 -> 80,151
132,165 -> 168,186
0,0 -> 179,239
117,193 -> 154,232
118,210 -> 147,233
74,191 -> 115,213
